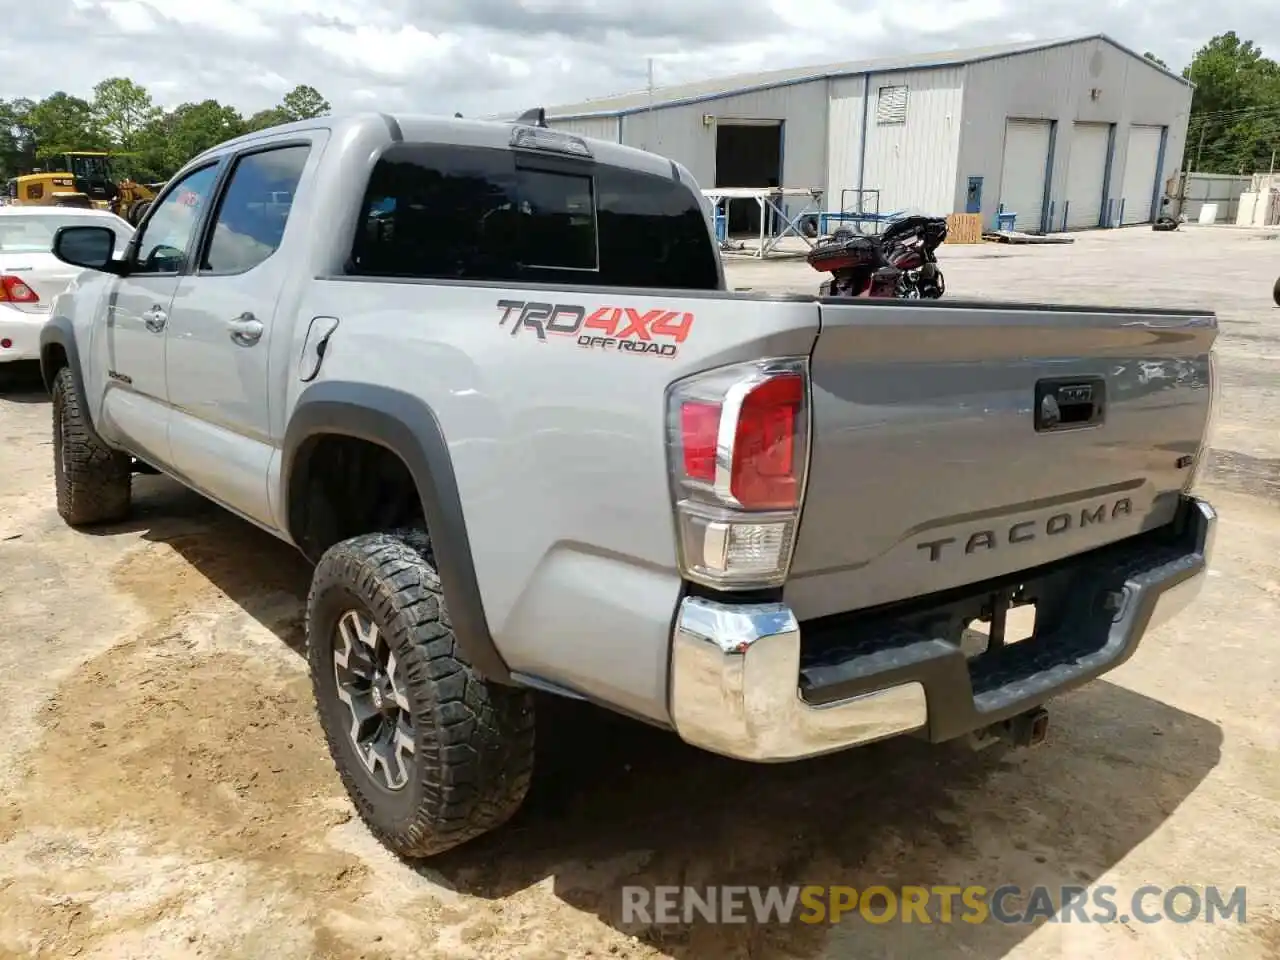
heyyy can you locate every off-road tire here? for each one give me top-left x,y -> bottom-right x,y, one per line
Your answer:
306,529 -> 535,859
51,366 -> 132,526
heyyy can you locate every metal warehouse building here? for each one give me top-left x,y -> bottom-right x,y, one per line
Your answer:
542,34 -> 1193,233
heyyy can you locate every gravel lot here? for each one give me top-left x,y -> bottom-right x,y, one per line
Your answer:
1,225 -> 1278,959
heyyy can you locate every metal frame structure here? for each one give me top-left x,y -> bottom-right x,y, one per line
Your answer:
700,187 -> 824,257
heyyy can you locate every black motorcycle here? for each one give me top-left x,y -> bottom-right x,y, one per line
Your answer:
808,214 -> 948,299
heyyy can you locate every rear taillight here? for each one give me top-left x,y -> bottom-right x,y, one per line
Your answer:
0,275 -> 38,303
666,358 -> 810,589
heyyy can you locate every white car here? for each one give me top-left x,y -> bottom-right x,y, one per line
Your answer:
0,207 -> 134,367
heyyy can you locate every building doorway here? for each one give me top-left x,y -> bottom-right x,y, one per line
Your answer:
714,120 -> 783,235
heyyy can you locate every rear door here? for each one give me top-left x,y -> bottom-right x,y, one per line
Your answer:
1122,125 -> 1163,224
784,298 -> 1216,622
99,162 -> 223,465
164,138 -> 317,526
998,119 -> 1052,233
1063,123 -> 1111,230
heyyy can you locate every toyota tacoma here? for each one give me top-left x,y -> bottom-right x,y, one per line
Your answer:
39,112 -> 1218,859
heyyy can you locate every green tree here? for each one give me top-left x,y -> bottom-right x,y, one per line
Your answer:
279,84 -> 330,121
246,107 -> 290,132
165,100 -> 245,167
1143,52 -> 1169,69
1183,33 -> 1280,173
91,77 -> 160,151
26,92 -> 107,161
0,98 -> 38,177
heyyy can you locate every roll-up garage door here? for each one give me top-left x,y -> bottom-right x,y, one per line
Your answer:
998,119 -> 1052,232
1063,123 -> 1110,230
1121,125 -> 1163,224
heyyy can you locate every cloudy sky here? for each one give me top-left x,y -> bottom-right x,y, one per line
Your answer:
6,0 -> 1280,118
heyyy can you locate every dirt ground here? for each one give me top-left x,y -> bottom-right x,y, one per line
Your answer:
1,225 -> 1279,960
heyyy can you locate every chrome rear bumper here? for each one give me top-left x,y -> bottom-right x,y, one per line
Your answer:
669,599 -> 928,761
669,496 -> 1216,762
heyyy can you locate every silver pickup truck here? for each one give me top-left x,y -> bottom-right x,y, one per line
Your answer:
39,113 -> 1217,859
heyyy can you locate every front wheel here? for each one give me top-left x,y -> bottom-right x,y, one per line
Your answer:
306,530 -> 535,858
1273,275 -> 1280,307
51,366 -> 132,526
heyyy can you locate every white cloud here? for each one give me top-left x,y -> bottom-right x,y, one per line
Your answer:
3,0 -> 1280,121
101,0 -> 160,33
299,24 -> 461,78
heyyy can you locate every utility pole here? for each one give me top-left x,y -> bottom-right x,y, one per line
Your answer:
1177,119 -> 1208,219
1193,121 -> 1208,172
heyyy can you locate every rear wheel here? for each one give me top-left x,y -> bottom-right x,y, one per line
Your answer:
129,199 -> 152,226
1273,275 -> 1280,307
306,530 -> 535,858
51,366 -> 132,526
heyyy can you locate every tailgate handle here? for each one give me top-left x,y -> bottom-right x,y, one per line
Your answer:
1035,377 -> 1105,432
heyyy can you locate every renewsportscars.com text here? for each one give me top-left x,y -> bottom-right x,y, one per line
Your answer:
622,884 -> 1247,926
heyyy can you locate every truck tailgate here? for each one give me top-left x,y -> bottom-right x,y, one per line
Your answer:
785,300 -> 1216,621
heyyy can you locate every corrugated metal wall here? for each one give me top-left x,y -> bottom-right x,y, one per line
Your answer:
958,38 -> 1192,229
1169,172 -> 1253,223
825,77 -> 866,213
857,67 -> 965,217
616,81 -> 829,194
546,116 -> 620,143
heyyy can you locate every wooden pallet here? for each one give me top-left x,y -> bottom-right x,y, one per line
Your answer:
944,213 -> 983,244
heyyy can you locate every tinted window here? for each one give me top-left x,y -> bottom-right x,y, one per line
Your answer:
518,169 -> 596,270
595,165 -> 721,289
349,143 -> 718,289
133,164 -> 220,274
351,145 -> 520,281
202,145 -> 309,274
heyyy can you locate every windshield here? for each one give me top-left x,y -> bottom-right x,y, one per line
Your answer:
68,155 -> 110,182
0,215 -> 131,254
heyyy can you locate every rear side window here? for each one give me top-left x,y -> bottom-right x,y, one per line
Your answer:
348,143 -> 718,289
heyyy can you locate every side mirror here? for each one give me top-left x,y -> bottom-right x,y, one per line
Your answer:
52,225 -> 124,274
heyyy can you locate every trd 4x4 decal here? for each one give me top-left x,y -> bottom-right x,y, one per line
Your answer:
496,299 -> 694,358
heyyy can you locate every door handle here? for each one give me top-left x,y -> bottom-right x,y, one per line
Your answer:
227,313 -> 264,346
1034,377 -> 1106,432
142,305 -> 167,333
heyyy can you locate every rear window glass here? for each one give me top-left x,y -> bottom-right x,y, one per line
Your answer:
347,142 -> 719,289
0,215 -> 131,254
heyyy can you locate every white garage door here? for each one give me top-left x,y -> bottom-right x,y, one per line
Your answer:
1121,125 -> 1163,224
1063,123 -> 1111,230
998,119 -> 1052,232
